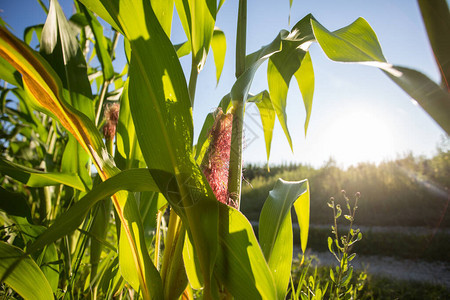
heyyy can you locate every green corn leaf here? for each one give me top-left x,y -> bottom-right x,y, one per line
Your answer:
311,17 -> 386,64
0,241 -> 53,300
293,180 -> 310,258
26,168 -> 158,254
295,51 -> 314,135
115,80 -> 145,170
78,1 -> 220,295
0,23 -> 162,298
259,178 -> 309,299
215,203 -> 277,299
194,93 -> 231,164
11,88 -> 48,141
267,44 -> 305,151
183,233 -> 203,289
383,66 -> 450,135
40,0 -> 93,101
89,199 -> 111,287
151,0 -> 175,37
9,216 -> 61,292
0,55 -> 22,87
23,24 -> 44,46
161,217 -> 188,300
267,15 -> 316,149
311,17 -> 450,135
174,40 -> 191,58
418,0 -> 450,89
231,31 -> 284,104
175,0 -> 217,71
41,0 -> 94,186
248,91 -> 275,165
79,3 -> 114,81
0,157 -> 85,190
194,111 -> 215,164
211,27 -> 226,85
0,186 -> 31,219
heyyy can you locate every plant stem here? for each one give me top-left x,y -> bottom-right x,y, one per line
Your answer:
227,0 -> 247,210
188,59 -> 199,106
227,102 -> 244,209
160,209 -> 182,283
154,208 -> 164,270
94,80 -> 111,126
235,0 -> 247,79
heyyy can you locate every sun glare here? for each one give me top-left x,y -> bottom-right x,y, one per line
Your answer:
327,110 -> 394,167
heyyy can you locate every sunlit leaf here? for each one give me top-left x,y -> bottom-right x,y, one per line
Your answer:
27,168 -> 158,254
0,241 -> 53,300
0,56 -> 22,87
295,51 -> 314,135
115,80 -> 144,170
151,0 -> 175,37
211,27 -> 226,84
79,3 -> 114,81
175,0 -> 216,70
0,23 -> 162,299
23,24 -> 43,46
418,0 -> 450,89
383,66 -> 450,134
259,178 -> 309,299
174,40 -> 191,58
293,180 -> 310,259
248,91 -> 275,164
311,17 -> 450,135
78,1 -> 220,296
215,204 -> 277,299
311,18 -> 386,64
0,157 -> 85,190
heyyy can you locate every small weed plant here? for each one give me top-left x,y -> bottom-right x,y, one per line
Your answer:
327,191 -> 366,299
290,191 -> 366,300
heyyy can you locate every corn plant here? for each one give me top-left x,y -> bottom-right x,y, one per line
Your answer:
0,0 -> 449,299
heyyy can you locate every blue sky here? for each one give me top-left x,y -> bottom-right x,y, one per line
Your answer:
1,0 -> 447,168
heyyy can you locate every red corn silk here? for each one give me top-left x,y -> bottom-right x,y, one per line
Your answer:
102,103 -> 120,140
201,109 -> 237,208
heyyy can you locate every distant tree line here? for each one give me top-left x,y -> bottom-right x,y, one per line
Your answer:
242,142 -> 450,227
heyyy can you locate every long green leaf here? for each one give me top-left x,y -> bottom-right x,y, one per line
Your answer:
311,17 -> 450,135
151,0 -> 175,37
211,27 -> 226,84
267,15 -> 316,149
259,178 -> 309,300
79,3 -> 114,81
294,51 -> 314,135
215,203 -> 277,299
248,91 -> 275,164
26,168 -> 158,254
0,55 -> 22,87
383,66 -> 450,134
175,0 -> 217,70
78,1 -> 220,296
0,157 -> 85,190
311,17 -> 386,63
23,24 -> 44,46
418,0 -> 450,89
0,23 -> 162,299
0,241 -> 53,300
115,80 -> 144,170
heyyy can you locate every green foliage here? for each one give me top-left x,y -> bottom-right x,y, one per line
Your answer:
0,0 -> 448,298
